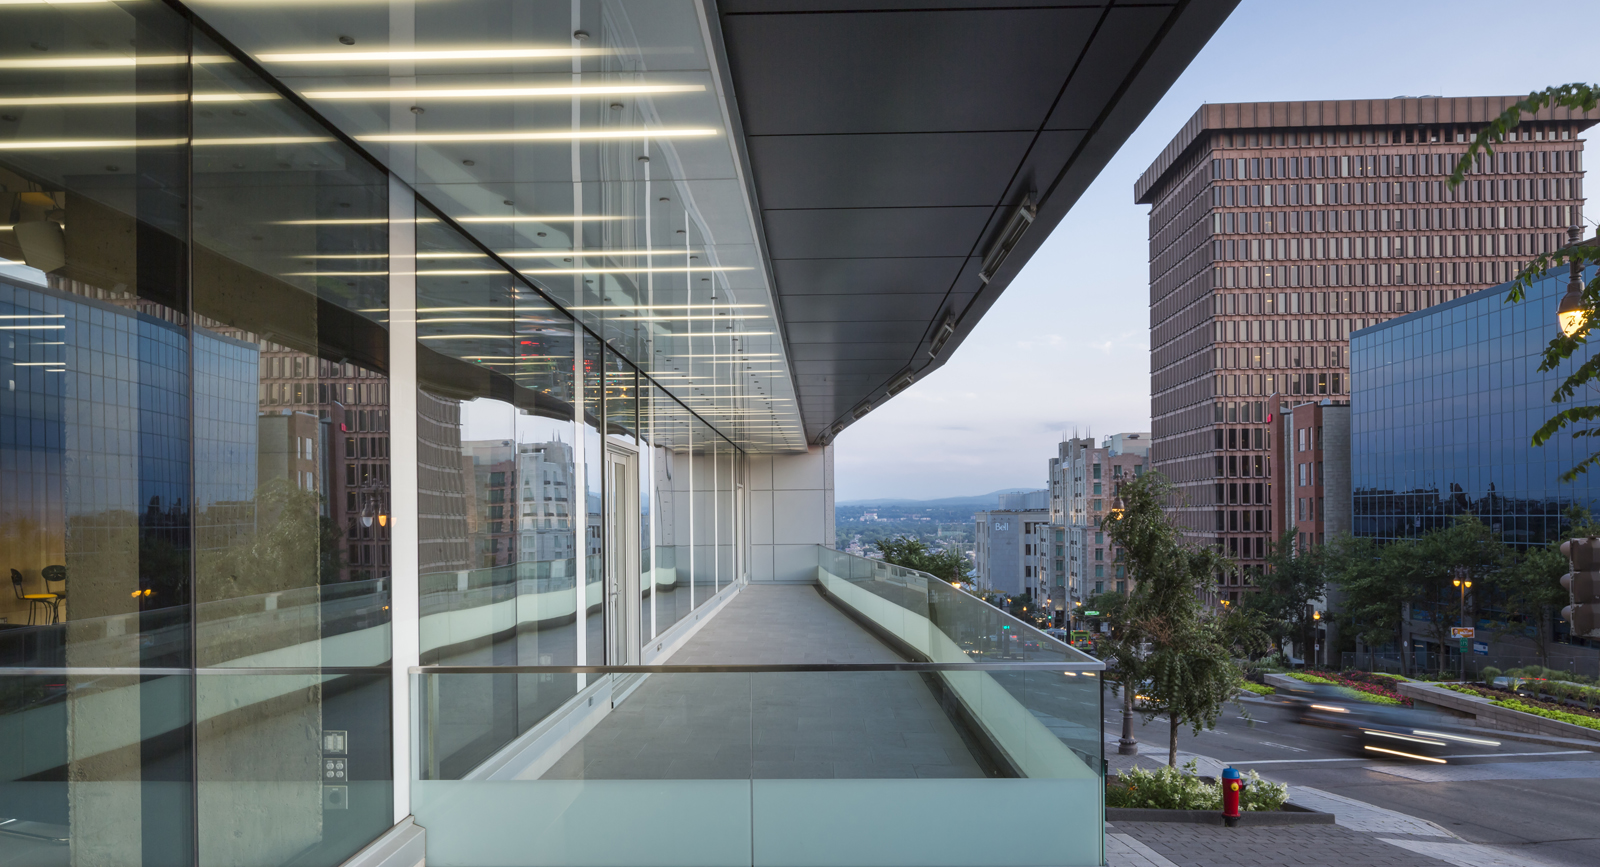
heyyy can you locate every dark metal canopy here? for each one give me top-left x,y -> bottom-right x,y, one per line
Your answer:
712,0 -> 1238,443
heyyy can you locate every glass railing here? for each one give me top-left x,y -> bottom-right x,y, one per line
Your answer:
815,546 -> 1103,777
411,662 -> 1105,867
816,546 -> 1092,664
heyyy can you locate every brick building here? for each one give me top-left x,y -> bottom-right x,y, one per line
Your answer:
1136,96 -> 1599,592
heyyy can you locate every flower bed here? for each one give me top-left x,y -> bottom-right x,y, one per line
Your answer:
1445,682 -> 1600,728
1292,670 -> 1411,706
1237,681 -> 1274,697
1490,699 -> 1600,731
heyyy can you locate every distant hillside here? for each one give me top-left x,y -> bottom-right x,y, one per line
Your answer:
838,488 -> 1037,508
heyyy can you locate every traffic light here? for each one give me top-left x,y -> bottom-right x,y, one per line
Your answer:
1559,537 -> 1600,638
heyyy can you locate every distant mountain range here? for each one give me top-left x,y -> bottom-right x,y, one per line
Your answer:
837,488 -> 1040,508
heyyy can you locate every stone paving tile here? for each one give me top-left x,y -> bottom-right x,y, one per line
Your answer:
1288,786 -> 1453,837
1113,822 -> 1460,867
1107,832 -> 1180,867
1377,838 -> 1567,867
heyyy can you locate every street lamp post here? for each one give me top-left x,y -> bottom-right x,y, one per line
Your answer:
1558,224 -> 1588,337
1312,609 -> 1322,668
1452,569 -> 1472,681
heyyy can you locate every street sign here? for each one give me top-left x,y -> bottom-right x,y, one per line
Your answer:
1459,637 -> 1470,654
1472,640 -> 1489,656
1084,611 -> 1101,616
1449,626 -> 1475,638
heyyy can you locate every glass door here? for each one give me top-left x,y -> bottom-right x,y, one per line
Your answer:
604,445 -> 641,666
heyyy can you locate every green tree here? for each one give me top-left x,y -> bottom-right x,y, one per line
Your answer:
1409,514 -> 1511,663
1325,533 -> 1413,673
1100,471 -> 1248,766
1328,517 -> 1510,674
1489,508 -> 1600,665
1449,84 -> 1600,480
874,535 -> 971,584
1243,529 -> 1327,663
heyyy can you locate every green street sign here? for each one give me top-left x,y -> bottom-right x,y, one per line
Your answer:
1459,637 -> 1470,653
1084,611 -> 1101,616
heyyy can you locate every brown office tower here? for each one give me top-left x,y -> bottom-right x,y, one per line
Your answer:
1135,97 -> 1599,588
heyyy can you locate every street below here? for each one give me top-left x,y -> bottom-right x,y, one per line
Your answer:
1105,691 -> 1600,867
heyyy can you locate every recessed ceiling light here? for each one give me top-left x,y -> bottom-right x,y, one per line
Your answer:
356,127 -> 714,144
258,47 -> 605,64
456,215 -> 624,223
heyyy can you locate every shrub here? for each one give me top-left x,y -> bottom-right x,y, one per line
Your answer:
1106,760 -> 1216,810
1480,666 -> 1501,685
1490,699 -> 1600,731
1237,681 -> 1274,697
1105,760 -> 1288,811
1286,672 -> 1337,685
1238,770 -> 1289,812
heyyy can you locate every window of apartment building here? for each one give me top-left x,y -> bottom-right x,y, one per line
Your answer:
1093,463 -> 1102,479
1095,548 -> 1104,561
1095,566 -> 1105,578
1093,482 -> 1102,495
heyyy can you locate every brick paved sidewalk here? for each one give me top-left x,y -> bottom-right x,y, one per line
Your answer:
1102,739 -> 1561,867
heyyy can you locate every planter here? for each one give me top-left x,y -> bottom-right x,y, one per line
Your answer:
1396,681 -> 1600,744
1106,803 -> 1334,826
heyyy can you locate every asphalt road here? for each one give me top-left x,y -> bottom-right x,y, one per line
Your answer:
1104,691 -> 1600,867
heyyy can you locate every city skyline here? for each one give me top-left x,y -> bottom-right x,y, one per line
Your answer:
834,0 -> 1600,502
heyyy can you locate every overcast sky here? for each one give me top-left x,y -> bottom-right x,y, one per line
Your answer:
832,0 -> 1600,503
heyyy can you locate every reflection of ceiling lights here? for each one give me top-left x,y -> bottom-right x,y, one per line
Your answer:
0,135 -> 333,150
522,266 -> 746,275
0,138 -> 186,150
356,128 -> 716,144
572,305 -> 763,311
457,215 -> 627,223
0,92 -> 279,106
273,218 -> 389,225
257,47 -> 606,64
0,55 -> 229,70
504,250 -> 697,258
305,83 -> 705,100
195,136 -> 335,146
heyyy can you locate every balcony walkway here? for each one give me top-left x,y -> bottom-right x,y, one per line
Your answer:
539,584 -> 990,780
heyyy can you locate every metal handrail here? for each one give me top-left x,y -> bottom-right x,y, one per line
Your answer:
411,662 -> 1103,673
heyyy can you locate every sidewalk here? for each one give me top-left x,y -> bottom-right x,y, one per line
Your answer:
1102,738 -> 1562,867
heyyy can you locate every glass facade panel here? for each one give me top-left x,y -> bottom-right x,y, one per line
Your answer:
0,2 -> 753,858
414,200 -> 583,776
1351,267 -> 1600,546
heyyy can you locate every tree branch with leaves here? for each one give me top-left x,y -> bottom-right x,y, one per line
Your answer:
1450,85 -> 1600,479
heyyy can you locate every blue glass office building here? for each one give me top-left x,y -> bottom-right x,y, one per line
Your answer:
1350,266 -> 1600,545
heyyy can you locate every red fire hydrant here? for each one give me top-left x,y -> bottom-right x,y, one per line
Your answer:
1222,766 -> 1244,827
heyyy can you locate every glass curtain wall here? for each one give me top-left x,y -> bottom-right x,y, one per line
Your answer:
0,3 -> 392,865
0,0 -> 753,853
413,201 -> 747,777
413,202 -> 580,778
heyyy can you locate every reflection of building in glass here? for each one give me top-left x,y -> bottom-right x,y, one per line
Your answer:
0,278 -> 266,621
518,440 -> 576,564
462,437 -> 578,571
419,392 -> 471,576
256,343 -> 391,581
1351,267 -> 1600,547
